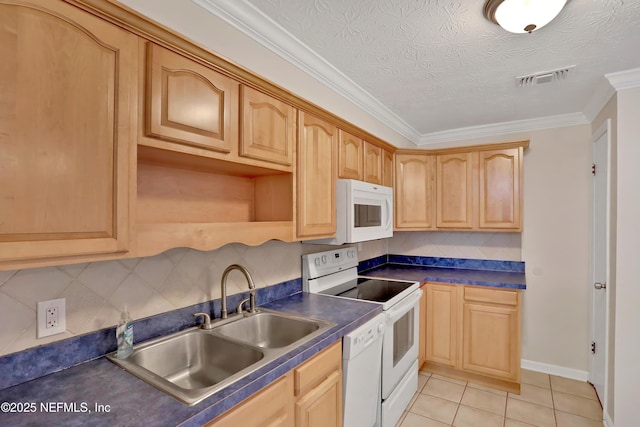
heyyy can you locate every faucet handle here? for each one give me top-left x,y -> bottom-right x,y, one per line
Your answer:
193,312 -> 213,330
236,298 -> 250,315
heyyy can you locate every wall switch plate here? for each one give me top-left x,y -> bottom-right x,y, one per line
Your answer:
37,298 -> 66,338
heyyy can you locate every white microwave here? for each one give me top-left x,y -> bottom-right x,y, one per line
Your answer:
308,179 -> 393,245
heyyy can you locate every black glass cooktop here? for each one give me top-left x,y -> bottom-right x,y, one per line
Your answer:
330,277 -> 415,303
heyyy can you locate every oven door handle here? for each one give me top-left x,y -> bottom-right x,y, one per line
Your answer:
385,289 -> 422,323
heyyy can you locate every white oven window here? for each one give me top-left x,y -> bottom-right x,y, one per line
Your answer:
392,309 -> 414,367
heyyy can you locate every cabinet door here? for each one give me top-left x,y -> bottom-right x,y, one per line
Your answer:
295,371 -> 342,427
479,148 -> 521,229
436,152 -> 475,229
382,149 -> 394,188
462,302 -> 520,381
209,373 -> 293,427
145,43 -> 239,153
364,142 -> 383,184
425,284 -> 458,367
297,112 -> 337,238
395,154 -> 434,229
338,130 -> 363,180
240,85 -> 295,167
0,0 -> 137,264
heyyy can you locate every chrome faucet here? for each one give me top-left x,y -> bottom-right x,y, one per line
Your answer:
220,264 -> 256,319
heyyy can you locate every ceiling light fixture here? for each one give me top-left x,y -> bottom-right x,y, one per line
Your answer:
483,0 -> 568,34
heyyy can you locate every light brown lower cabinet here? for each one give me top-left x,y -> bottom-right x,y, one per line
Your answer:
208,373 -> 294,427
423,282 -> 522,392
208,341 -> 342,427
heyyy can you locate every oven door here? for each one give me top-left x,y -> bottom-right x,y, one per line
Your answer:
381,289 -> 422,400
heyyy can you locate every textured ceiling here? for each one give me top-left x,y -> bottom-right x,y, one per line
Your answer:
202,0 -> 640,141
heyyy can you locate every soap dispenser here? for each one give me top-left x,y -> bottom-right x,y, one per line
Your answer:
116,310 -> 133,359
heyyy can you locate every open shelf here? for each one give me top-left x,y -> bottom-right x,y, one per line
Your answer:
135,146 -> 294,256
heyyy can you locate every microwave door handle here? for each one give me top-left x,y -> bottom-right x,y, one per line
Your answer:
386,289 -> 422,323
384,197 -> 392,229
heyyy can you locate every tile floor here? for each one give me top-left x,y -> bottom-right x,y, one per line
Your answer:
396,369 -> 603,427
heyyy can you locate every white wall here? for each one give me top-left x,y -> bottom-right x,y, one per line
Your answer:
612,86 -> 640,427
522,126 -> 592,374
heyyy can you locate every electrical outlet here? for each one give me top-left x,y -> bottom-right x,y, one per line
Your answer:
46,306 -> 58,329
37,298 -> 66,338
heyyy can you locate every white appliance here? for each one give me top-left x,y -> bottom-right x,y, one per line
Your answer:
308,179 -> 393,245
302,248 -> 421,427
343,313 -> 386,427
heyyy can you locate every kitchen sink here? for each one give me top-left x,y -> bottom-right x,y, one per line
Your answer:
214,311 -> 324,348
107,309 -> 334,406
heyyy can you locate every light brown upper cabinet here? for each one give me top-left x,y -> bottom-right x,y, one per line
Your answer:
395,153 -> 435,229
436,152 -> 475,229
0,0 -> 138,268
338,130 -> 363,180
297,112 -> 337,238
240,85 -> 296,167
395,141 -> 526,233
363,142 -> 383,185
145,43 -> 239,153
479,148 -> 522,229
382,149 -> 394,188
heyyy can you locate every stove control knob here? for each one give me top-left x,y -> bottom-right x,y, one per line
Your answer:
314,258 -> 321,266
347,249 -> 356,258
321,255 -> 327,264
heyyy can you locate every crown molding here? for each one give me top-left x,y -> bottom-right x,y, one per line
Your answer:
417,113 -> 589,145
605,67 -> 640,91
192,0 -> 421,143
583,78 -> 616,122
193,0 -> 622,148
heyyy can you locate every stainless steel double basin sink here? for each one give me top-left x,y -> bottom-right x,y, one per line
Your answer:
107,310 -> 335,405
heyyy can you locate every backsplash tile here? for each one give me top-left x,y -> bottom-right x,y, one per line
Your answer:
389,231 -> 522,261
0,241 -> 310,357
0,232 -> 516,359
0,278 -> 303,390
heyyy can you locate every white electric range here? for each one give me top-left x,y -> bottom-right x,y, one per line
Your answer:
302,248 -> 421,427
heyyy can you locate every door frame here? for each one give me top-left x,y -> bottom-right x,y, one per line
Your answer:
589,119 -> 611,412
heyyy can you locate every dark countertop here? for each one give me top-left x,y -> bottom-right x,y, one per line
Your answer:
0,293 -> 382,427
361,263 -> 526,289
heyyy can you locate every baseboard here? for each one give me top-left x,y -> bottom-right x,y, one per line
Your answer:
603,411 -> 614,427
521,359 -> 589,381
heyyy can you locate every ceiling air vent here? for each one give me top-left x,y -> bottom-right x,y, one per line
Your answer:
516,65 -> 575,87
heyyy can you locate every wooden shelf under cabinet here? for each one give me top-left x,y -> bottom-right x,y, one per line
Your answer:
135,146 -> 294,256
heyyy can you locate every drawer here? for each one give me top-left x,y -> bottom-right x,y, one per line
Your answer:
294,340 -> 341,396
464,286 -> 518,306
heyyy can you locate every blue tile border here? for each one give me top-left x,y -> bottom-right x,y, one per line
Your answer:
0,278 -> 302,390
385,254 -> 525,273
357,254 -> 388,272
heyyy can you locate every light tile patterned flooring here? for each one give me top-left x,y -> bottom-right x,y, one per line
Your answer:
396,369 -> 603,427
